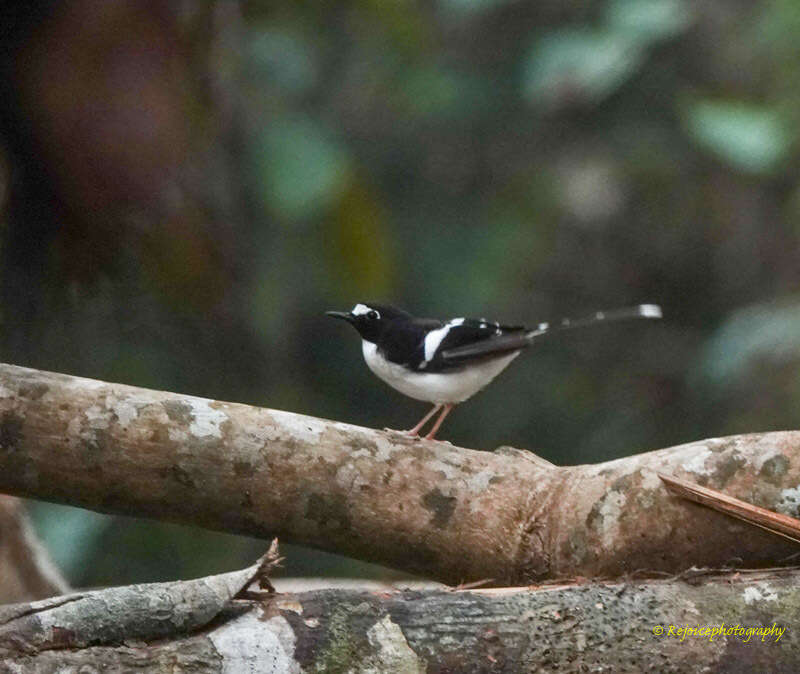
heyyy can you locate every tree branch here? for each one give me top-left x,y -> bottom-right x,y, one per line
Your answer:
1,362 -> 799,584
2,559 -> 798,671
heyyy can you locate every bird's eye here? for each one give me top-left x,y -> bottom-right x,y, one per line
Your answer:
367,310 -> 379,320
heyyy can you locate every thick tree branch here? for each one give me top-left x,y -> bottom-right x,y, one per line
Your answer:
2,560 -> 798,672
1,363 -> 799,584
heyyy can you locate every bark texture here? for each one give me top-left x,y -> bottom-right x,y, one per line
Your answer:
1,563 -> 798,673
1,363 -> 799,585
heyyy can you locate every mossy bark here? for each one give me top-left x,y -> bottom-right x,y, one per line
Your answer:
2,565 -> 798,672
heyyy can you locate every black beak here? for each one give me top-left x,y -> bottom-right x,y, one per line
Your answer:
326,311 -> 353,322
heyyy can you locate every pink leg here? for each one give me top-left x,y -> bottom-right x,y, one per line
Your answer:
424,404 -> 454,440
406,404 -> 441,436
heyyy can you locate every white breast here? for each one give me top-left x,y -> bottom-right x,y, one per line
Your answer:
361,340 -> 521,404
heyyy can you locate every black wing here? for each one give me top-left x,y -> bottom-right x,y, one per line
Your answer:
376,317 -> 527,373
439,331 -> 532,363
437,320 -> 530,366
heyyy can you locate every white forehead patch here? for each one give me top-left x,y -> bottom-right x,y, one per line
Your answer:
352,303 -> 372,316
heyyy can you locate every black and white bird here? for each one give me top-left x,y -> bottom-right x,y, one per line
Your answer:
327,302 -> 662,440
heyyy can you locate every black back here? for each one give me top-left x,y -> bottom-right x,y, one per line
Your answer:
377,314 -> 526,373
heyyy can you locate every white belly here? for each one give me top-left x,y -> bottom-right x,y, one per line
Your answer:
361,340 -> 521,404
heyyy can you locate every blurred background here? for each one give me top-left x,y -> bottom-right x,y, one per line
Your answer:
2,0 -> 800,588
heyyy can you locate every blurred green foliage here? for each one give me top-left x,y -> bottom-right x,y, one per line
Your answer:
2,0 -> 800,586
256,117 -> 352,220
684,101 -> 793,174
524,0 -> 690,108
699,301 -> 800,386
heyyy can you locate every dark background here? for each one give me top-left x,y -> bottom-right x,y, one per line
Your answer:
2,0 -> 799,586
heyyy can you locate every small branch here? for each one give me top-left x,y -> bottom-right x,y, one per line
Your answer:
246,537 -> 282,594
2,363 -> 800,583
0,549 -> 273,654
659,472 -> 800,544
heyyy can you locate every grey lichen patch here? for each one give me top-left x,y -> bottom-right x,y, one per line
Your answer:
586,489 -> 627,549
422,488 -> 457,528
105,395 -> 140,428
84,404 -> 112,430
162,400 -> 193,425
775,486 -> 800,517
742,583 -> 779,605
0,411 -> 24,452
465,468 -> 497,494
680,446 -> 713,479
633,469 -> 664,510
188,399 -> 229,439
706,436 -> 747,453
209,609 -> 299,673
760,454 -> 790,484
162,397 -> 230,440
362,614 -> 425,673
264,409 -> 327,447
428,459 -> 458,480
334,461 -> 372,493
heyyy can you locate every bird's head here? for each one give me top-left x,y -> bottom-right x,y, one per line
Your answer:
326,303 -> 409,343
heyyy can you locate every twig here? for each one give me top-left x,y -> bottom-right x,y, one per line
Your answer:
658,472 -> 800,545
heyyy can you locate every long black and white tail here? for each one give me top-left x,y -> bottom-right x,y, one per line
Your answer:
441,304 -> 661,362
526,304 -> 662,338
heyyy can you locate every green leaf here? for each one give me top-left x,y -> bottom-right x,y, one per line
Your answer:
256,118 -> 351,221
698,302 -> 800,385
247,28 -> 317,94
439,0 -> 514,16
684,101 -> 793,174
401,67 -> 463,117
523,30 -> 643,107
400,67 -> 489,119
606,0 -> 692,45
